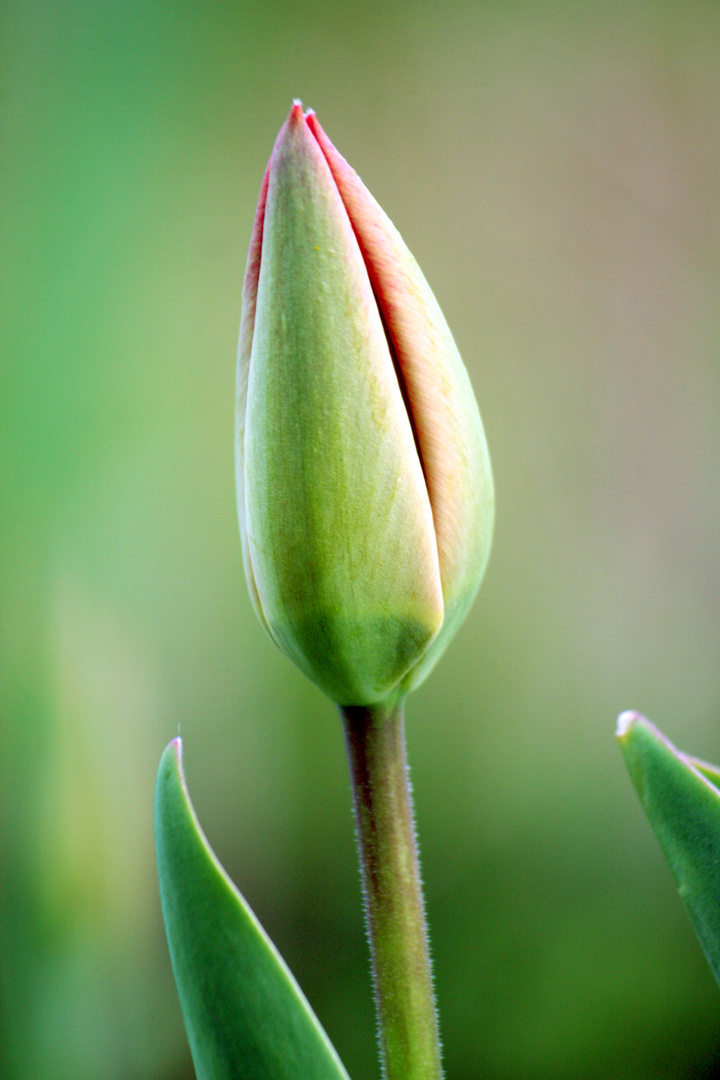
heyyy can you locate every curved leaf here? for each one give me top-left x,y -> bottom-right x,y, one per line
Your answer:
617,711 -> 720,986
154,738 -> 352,1080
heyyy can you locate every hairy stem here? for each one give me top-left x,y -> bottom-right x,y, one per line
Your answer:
340,699 -> 443,1080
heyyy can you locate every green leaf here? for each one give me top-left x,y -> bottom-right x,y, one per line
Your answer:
154,738 -> 352,1080
617,711 -> 720,986
685,753 -> 720,790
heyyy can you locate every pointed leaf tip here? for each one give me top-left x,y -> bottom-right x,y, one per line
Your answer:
616,710 -> 641,739
617,715 -> 720,987
154,740 -> 351,1080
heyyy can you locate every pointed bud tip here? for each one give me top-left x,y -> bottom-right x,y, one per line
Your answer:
289,100 -> 316,120
288,100 -> 316,123
287,101 -> 306,128
279,102 -> 320,149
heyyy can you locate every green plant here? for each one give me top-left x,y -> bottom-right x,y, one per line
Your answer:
154,103 -> 720,1080
156,102 -> 492,1080
617,712 -> 720,987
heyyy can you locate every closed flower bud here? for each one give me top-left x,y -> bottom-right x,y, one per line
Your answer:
236,103 -> 493,706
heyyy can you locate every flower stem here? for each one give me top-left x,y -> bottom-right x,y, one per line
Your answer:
340,699 -> 443,1080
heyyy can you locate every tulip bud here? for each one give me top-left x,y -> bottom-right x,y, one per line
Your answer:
236,103 -> 493,706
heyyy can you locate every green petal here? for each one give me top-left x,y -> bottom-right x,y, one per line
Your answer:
307,112 -> 494,692
245,105 -> 443,705
154,738 -> 352,1080
236,161 -> 271,635
617,711 -> 720,985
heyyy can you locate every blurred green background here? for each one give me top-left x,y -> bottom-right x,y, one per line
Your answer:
2,0 -> 720,1077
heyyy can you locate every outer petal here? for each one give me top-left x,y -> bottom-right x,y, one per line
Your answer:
236,161 -> 270,632
307,113 -> 494,689
244,105 -> 443,705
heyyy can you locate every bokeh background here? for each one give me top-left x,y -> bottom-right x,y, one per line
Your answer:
2,0 -> 720,1077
